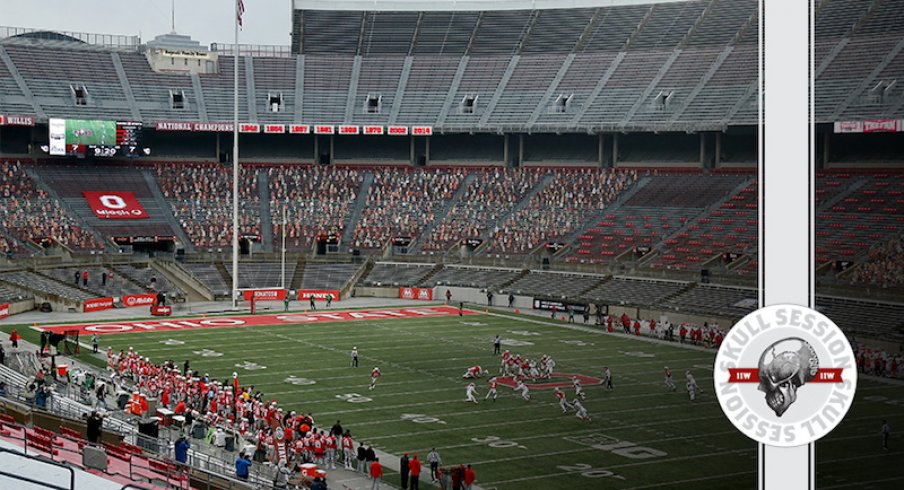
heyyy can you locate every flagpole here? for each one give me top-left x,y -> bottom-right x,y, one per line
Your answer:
231,0 -> 240,308
281,206 -> 287,289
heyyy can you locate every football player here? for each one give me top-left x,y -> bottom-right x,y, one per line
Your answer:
664,366 -> 676,391
485,377 -> 498,402
573,399 -> 591,422
572,376 -> 586,400
554,387 -> 571,413
686,370 -> 698,401
462,365 -> 486,379
465,382 -> 479,404
369,367 -> 381,390
513,377 -> 530,401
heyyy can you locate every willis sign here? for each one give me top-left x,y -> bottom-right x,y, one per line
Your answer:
83,192 -> 149,219
399,288 -> 433,301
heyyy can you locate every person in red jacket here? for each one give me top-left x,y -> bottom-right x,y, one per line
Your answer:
463,464 -> 476,490
8,329 -> 19,349
409,453 -> 421,490
679,324 -> 688,343
370,457 -> 383,489
606,316 -> 613,333
633,320 -> 641,336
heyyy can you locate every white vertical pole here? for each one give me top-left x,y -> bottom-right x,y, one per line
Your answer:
231,0 -> 240,308
281,207 -> 287,289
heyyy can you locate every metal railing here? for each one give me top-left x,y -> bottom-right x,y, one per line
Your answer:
0,25 -> 140,50
0,446 -> 75,490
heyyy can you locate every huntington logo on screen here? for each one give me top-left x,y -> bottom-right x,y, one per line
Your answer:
714,304 -> 856,447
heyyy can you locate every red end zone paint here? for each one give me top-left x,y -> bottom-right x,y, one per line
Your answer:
37,305 -> 475,335
495,373 -> 603,390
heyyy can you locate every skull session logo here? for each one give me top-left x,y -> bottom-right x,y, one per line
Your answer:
714,305 -> 856,447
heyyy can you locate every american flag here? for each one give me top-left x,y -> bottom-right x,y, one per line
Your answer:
237,0 -> 245,28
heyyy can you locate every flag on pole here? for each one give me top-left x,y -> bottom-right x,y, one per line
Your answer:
237,0 -> 245,28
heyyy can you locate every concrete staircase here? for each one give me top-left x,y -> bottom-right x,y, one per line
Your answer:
258,169 -> 274,251
409,173 -> 479,254
142,170 -> 194,251
340,172 -> 375,248
477,174 -> 555,253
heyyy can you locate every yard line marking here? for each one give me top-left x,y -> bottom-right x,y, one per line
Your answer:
479,448 -> 755,485
619,470 -> 756,490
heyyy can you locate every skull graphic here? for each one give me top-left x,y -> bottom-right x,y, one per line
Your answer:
757,338 -> 819,417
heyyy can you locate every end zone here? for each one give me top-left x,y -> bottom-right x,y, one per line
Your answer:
36,305 -> 477,335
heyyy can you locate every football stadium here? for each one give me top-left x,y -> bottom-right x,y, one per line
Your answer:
0,0 -> 902,489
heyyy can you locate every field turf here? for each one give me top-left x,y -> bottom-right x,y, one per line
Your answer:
50,308 -> 904,489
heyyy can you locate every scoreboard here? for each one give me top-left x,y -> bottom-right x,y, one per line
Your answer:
49,118 -> 147,157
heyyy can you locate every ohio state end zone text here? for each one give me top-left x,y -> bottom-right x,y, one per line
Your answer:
36,306 -> 476,336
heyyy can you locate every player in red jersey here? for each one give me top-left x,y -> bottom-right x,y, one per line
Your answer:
485,377 -> 498,402
664,366 -> 676,391
462,365 -> 487,379
554,387 -> 571,413
369,367 -> 381,390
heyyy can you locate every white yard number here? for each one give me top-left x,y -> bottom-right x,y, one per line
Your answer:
336,393 -> 372,403
235,361 -> 267,370
557,464 -> 625,480
500,339 -> 534,347
471,436 -> 527,450
621,351 -> 656,358
193,349 -> 222,357
460,322 -> 487,327
284,376 -> 316,386
161,339 -> 185,345
593,440 -> 667,459
560,339 -> 594,347
509,330 -> 541,336
400,413 -> 446,425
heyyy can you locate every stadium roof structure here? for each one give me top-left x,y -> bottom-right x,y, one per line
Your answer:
0,0 -> 902,133
292,0 -> 690,12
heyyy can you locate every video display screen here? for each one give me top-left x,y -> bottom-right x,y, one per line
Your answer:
49,118 -> 145,157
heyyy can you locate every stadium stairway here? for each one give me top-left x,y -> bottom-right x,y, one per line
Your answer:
341,172 -> 375,247
290,257 -> 306,290
409,173 -> 479,254
0,228 -> 40,255
475,174 -> 554,255
141,170 -> 194,252
258,169 -> 274,251
24,167 -> 110,252
560,175 -> 651,252
150,260 -> 214,302
639,176 -> 755,268
214,261 -> 233,289
816,176 -> 869,213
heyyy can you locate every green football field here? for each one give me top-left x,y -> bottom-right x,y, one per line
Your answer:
92,308 -> 903,490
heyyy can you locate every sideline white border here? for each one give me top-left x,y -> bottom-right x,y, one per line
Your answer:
761,0 -> 815,488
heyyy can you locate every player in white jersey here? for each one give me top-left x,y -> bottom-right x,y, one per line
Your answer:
369,367 -> 381,390
554,388 -> 571,413
513,378 -> 530,401
572,376 -> 586,400
603,367 -> 613,390
465,383 -> 479,404
485,377 -> 498,402
573,399 -> 591,422
664,366 -> 676,391
544,357 -> 556,378
686,370 -> 698,401
528,360 -> 540,381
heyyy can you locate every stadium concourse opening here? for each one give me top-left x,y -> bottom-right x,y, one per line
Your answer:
0,0 -> 903,489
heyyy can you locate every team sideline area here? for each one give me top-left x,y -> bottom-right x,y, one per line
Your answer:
0,304 -> 899,489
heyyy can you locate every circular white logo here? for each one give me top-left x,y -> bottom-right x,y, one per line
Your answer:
100,194 -> 127,209
714,304 -> 857,447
